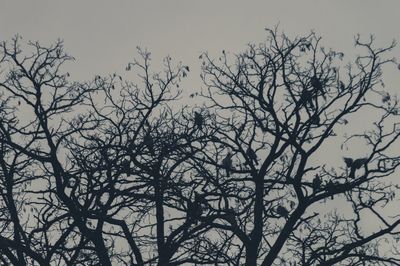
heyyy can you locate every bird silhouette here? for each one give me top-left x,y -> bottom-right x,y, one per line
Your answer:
326,180 -> 336,199
121,159 -> 131,176
300,89 -> 315,110
187,192 -> 204,223
343,157 -> 367,178
246,147 -> 258,165
353,158 -> 368,169
144,133 -> 155,156
276,205 -> 289,218
194,112 -> 204,130
339,81 -> 345,91
222,152 -> 233,177
343,157 -> 353,168
225,209 -> 237,225
310,76 -> 323,92
310,114 -> 320,125
312,174 -> 322,191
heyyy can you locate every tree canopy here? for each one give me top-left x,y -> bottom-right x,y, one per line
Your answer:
1,28 -> 400,265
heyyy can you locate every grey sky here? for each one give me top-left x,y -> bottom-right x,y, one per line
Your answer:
1,0 -> 399,83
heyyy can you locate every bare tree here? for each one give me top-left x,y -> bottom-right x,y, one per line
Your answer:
197,27 -> 400,265
1,28 -> 400,266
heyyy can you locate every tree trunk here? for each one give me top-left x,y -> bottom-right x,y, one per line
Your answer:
245,245 -> 258,266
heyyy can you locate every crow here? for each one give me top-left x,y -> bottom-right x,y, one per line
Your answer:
326,180 -> 336,199
144,133 -> 155,156
222,152 -> 233,177
343,157 -> 367,178
353,158 -> 368,169
194,112 -> 204,130
121,159 -> 131,176
310,114 -> 320,125
246,147 -> 258,165
187,193 -> 204,223
300,89 -> 315,110
311,76 -> 323,92
276,205 -> 289,218
343,157 -> 353,167
312,174 -> 322,191
339,81 -> 345,91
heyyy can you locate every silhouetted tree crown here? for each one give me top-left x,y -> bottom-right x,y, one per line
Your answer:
1,28 -> 400,265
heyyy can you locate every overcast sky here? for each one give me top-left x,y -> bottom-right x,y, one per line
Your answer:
1,0 -> 399,81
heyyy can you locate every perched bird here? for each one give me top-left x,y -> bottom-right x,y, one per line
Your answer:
144,133 -> 155,156
246,147 -> 258,165
382,94 -> 391,103
339,81 -> 345,91
225,209 -> 237,225
310,114 -> 320,125
310,76 -> 323,92
343,157 -> 353,168
343,157 -> 367,178
187,193 -> 204,223
353,158 -> 368,169
300,90 -> 315,110
121,159 -> 131,176
194,112 -> 204,130
187,201 -> 201,220
326,180 -> 336,199
276,205 -> 289,218
222,152 -> 233,177
312,174 -> 322,191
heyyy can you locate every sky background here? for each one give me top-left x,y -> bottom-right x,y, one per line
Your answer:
1,0 -> 399,82
1,0 -> 400,233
